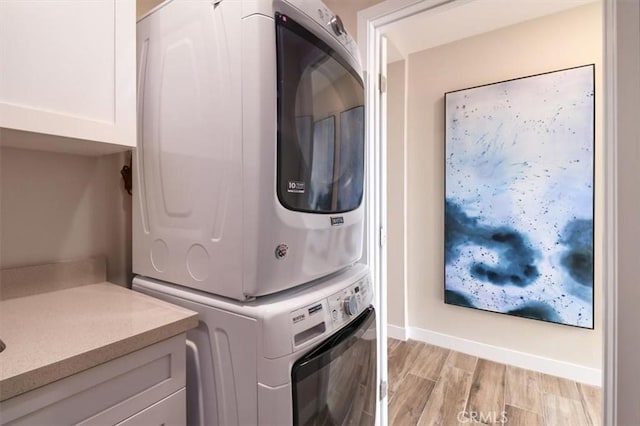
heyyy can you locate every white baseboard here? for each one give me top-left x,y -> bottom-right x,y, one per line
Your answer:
387,324 -> 408,341
407,327 -> 602,386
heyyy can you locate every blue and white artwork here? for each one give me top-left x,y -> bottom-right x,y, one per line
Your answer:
444,65 -> 595,328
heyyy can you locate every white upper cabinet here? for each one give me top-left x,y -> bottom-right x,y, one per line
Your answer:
0,0 -> 135,154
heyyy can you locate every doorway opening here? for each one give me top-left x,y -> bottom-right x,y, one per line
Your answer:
359,0 -> 607,424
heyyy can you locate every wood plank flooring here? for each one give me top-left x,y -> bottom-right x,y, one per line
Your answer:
387,339 -> 601,425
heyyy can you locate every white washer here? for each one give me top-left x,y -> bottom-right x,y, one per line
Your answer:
133,264 -> 376,426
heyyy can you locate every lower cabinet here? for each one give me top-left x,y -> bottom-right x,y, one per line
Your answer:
0,334 -> 187,426
116,389 -> 185,426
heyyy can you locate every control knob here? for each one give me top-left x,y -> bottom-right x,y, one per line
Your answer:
343,295 -> 359,316
329,15 -> 345,36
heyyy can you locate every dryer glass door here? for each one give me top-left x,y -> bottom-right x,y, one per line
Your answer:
276,13 -> 365,214
291,307 -> 376,425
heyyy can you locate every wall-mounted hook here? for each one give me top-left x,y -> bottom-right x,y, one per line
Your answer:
121,153 -> 132,196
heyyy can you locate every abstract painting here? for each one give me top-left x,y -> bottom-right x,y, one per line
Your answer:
444,65 -> 595,328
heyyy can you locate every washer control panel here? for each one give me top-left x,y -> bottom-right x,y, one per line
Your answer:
327,275 -> 372,327
288,268 -> 372,350
290,299 -> 330,348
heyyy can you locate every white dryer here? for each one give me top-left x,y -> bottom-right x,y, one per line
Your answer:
133,264 -> 376,425
134,0 -> 366,301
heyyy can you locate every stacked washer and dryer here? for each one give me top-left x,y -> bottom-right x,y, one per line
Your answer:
132,0 -> 376,425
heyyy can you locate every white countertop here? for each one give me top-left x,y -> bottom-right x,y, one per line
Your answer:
0,282 -> 198,401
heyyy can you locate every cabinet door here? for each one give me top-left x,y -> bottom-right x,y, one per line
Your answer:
0,335 -> 186,426
0,0 -> 135,152
115,389 -> 186,426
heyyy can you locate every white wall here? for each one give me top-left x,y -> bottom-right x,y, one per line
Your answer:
386,60 -> 407,330
137,0 -> 163,19
0,147 -> 132,286
323,0 -> 385,38
402,3 -> 603,372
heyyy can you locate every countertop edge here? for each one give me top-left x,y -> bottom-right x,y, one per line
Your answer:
0,306 -> 198,402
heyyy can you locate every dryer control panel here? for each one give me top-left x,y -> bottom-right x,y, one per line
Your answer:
327,275 -> 372,327
285,0 -> 360,63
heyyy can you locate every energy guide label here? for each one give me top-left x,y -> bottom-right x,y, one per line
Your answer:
287,181 -> 305,193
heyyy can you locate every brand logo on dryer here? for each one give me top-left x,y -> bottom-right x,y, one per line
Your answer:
330,216 -> 344,226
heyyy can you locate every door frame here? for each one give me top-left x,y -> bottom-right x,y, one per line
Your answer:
362,14 -> 389,426
359,0 -> 626,424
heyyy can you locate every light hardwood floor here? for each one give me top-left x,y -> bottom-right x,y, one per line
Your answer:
387,339 -> 601,425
